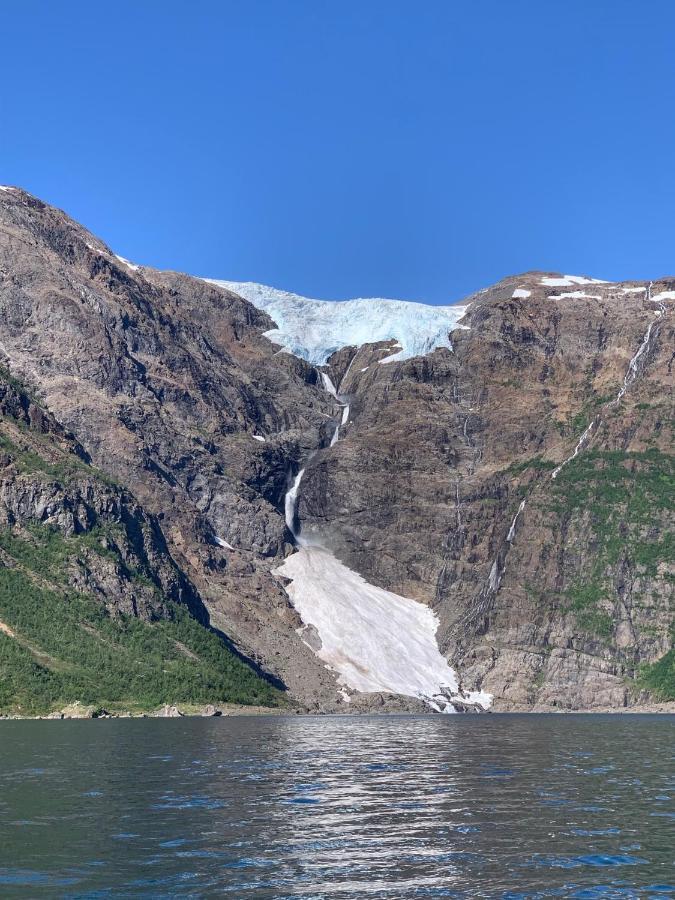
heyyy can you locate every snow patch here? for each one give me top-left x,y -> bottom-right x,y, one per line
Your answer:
86,242 -> 109,256
651,290 -> 675,303
206,280 -> 469,366
622,287 -> 646,294
275,545 -> 490,710
512,288 -> 531,298
251,434 -> 266,442
0,186 -> 16,193
547,291 -> 602,300
540,275 -> 609,287
115,254 -> 140,271
215,536 -> 235,551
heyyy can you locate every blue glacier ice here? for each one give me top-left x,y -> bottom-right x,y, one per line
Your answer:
206,280 -> 469,365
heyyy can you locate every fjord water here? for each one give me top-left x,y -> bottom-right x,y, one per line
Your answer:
0,717 -> 672,898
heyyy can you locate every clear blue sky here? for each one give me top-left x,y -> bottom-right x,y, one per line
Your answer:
2,1 -> 674,304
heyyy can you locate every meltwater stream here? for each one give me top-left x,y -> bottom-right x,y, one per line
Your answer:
0,716 -> 672,898
482,285 -> 670,602
280,373 -> 488,710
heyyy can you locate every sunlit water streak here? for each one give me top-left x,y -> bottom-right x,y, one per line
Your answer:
0,715 -> 672,898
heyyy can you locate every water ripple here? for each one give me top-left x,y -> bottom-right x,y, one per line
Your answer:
0,715 -> 671,897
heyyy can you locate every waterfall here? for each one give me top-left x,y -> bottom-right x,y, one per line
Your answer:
278,363 -> 490,712
614,282 -> 665,404
320,371 -> 339,399
551,420 -> 596,480
284,468 -> 307,542
551,281 -> 666,480
489,282 -> 668,601
285,368 -> 350,543
323,369 -> 350,448
506,499 -> 526,541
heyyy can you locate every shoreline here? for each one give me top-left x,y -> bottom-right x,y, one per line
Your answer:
1,700 -> 674,720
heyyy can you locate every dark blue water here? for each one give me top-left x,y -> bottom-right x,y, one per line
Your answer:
0,715 -> 672,898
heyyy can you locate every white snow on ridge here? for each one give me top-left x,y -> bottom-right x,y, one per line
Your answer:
547,291 -> 602,300
206,280 -> 469,366
512,288 -> 531,298
275,545 -> 491,710
115,254 -> 140,271
540,275 -> 610,287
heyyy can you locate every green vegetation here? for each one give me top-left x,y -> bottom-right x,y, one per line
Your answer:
638,622 -> 675,700
504,456 -> 557,477
0,523 -> 119,581
550,449 -> 674,639
639,643 -> 675,701
0,526 -> 281,715
0,430 -> 109,484
0,365 -> 36,401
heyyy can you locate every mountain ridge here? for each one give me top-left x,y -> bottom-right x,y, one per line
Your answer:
0,186 -> 672,713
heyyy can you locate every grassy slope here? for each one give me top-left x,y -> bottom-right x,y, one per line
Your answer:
0,526 -> 281,715
547,448 -> 674,697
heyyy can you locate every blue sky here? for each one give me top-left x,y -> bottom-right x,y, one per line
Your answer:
2,1 -> 675,304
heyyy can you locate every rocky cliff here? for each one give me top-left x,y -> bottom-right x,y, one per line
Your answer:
0,186 -> 672,712
0,365 -> 280,714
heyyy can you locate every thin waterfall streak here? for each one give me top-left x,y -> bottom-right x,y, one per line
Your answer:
551,420 -> 596,480
615,281 -> 665,403
507,499 -> 526,542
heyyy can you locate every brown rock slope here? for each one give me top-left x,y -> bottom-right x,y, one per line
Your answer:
1,187 -> 672,710
303,274 -> 673,709
0,187 -> 339,706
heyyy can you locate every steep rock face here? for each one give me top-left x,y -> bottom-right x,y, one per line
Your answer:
298,274 -> 673,709
1,187 -> 672,711
0,370 -> 282,714
0,188 -> 340,705
0,370 -> 201,621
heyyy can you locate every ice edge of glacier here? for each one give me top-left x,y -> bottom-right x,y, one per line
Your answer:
206,279 -> 469,365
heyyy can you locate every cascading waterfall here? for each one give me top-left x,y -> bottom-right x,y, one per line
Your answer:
615,282 -> 666,403
506,499 -> 527,542
279,364 -> 491,713
284,468 -> 307,542
551,421 -> 595,480
285,370 -> 348,540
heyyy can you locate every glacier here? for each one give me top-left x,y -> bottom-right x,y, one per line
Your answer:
206,280 -> 469,365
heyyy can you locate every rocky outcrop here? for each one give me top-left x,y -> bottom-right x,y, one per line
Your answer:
301,274 -> 673,709
0,370 -> 205,621
1,187 -> 672,711
0,187 -> 341,704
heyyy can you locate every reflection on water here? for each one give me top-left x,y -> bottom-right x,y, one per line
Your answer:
0,715 -> 673,897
